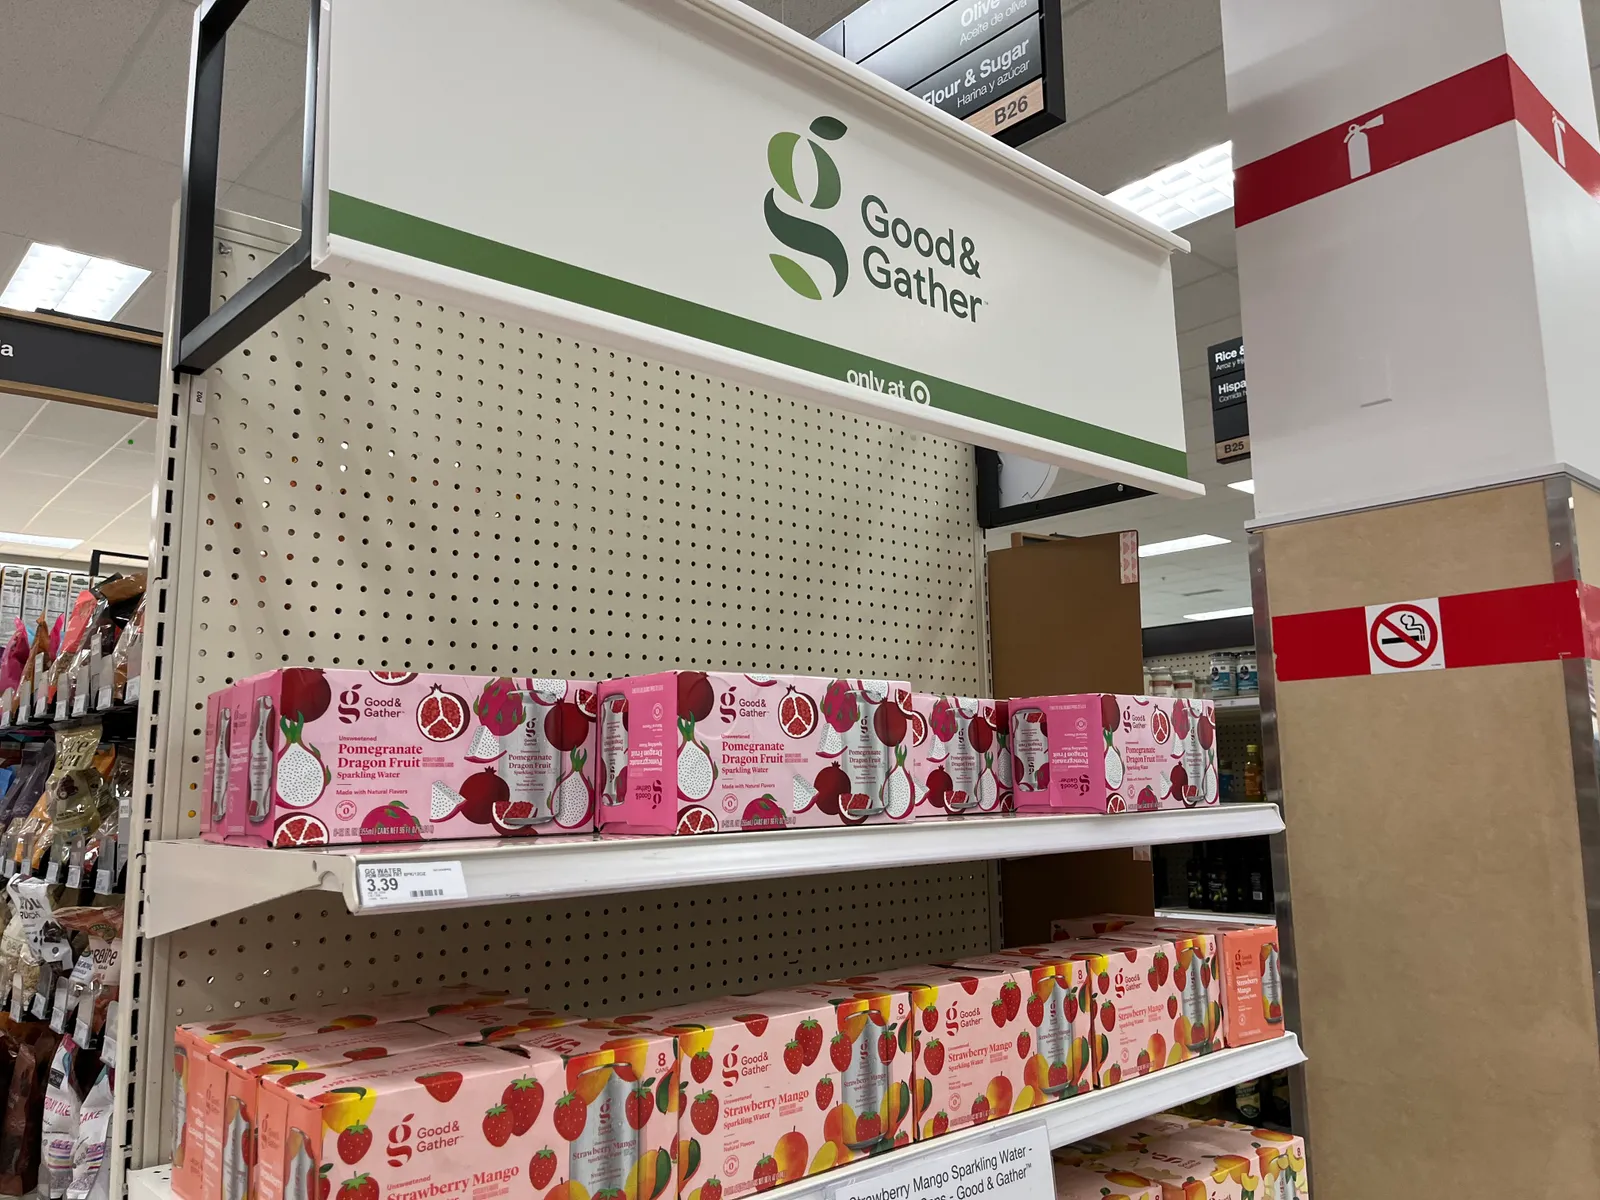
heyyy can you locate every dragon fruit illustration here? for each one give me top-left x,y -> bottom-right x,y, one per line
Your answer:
470,677 -> 526,763
526,678 -> 568,706
360,800 -> 421,843
1104,744 -> 1125,790
882,746 -> 914,819
858,679 -> 891,704
430,780 -> 467,821
677,672 -> 717,801
274,715 -> 328,809
551,749 -> 593,828
818,679 -> 858,758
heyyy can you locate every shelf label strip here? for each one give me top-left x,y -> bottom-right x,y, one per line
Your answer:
828,1119 -> 1051,1200
356,861 -> 468,907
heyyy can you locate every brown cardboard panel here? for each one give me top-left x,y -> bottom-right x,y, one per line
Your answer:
1263,480 -> 1553,614
988,533 -> 1142,699
1274,657 -> 1600,1195
1572,478 -> 1600,577
1000,851 -> 1154,947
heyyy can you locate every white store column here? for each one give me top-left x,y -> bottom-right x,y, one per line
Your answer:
1221,0 -> 1600,1193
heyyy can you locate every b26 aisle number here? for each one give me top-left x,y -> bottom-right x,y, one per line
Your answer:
991,92 -> 1029,128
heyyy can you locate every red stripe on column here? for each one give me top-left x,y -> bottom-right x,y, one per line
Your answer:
1506,59 -> 1600,201
1235,56 -> 1515,226
1271,606 -> 1367,682
1438,581 -> 1586,668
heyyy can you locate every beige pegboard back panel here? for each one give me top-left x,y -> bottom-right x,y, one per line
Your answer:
127,212 -> 992,1167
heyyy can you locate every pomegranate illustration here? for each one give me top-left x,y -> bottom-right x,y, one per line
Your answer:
777,687 -> 818,739
368,670 -> 417,686
281,668 -> 331,723
928,697 -> 958,760
543,701 -> 590,754
360,800 -> 421,843
550,750 -> 593,828
1101,694 -> 1121,733
490,798 -> 541,835
872,698 -> 907,748
792,762 -> 849,815
881,746 -> 914,819
922,765 -> 954,810
274,716 -> 328,809
818,680 -> 858,758
416,685 -> 470,742
741,795 -> 786,831
457,768 -> 509,824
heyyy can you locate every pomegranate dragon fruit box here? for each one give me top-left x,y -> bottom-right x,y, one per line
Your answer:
201,670 -> 598,847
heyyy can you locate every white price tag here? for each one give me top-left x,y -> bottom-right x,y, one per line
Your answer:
96,685 -> 112,711
2,859 -> 14,878
356,861 -> 468,907
7,975 -> 21,1021
95,869 -> 112,896
44,860 -> 60,884
72,688 -> 89,718
828,1121 -> 1051,1200
65,865 -> 81,889
74,1012 -> 93,1046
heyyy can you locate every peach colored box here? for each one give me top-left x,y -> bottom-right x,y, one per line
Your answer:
202,670 -> 598,847
1052,915 -> 1283,1048
942,947 -> 1094,1100
256,1027 -> 678,1200
1033,937 -> 1220,1087
412,1005 -> 573,1041
1052,1161 -> 1161,1200
596,673 -> 914,834
904,696 -> 1013,816
822,963 -> 1041,1141
617,982 -> 909,1200
1056,1114 -> 1207,1165
1071,1147 -> 1265,1200
1008,695 -> 1217,814
1151,1123 -> 1306,1199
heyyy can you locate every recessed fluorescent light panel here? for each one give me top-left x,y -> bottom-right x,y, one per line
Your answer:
1184,606 -> 1253,621
1107,141 -> 1234,232
0,243 -> 151,320
1228,479 -> 1256,494
0,531 -> 83,550
1137,534 -> 1229,558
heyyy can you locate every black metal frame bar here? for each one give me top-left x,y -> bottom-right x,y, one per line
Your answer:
975,447 -> 1154,528
88,548 -> 150,581
172,0 -> 326,375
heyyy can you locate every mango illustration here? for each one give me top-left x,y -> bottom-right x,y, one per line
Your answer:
1012,1085 -> 1037,1113
774,1131 -> 809,1182
314,1086 -> 375,1133
823,1103 -> 855,1146
678,1137 -> 702,1187
808,1142 -> 841,1175
984,1076 -> 1013,1118
544,1183 -> 590,1200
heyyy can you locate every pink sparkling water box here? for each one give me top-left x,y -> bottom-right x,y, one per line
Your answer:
1008,694 -> 1217,815
596,671 -> 914,834
200,670 -> 597,847
905,695 -> 1013,817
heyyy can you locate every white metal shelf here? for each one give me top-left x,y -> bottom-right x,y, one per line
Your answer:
1212,695 -> 1262,712
141,805 -> 1284,936
128,1035 -> 1302,1200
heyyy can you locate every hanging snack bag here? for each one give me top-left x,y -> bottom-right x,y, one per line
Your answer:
42,1037 -> 81,1199
46,595 -> 99,723
0,622 -> 28,728
111,598 -> 144,707
0,1022 -> 59,1194
66,1066 -> 112,1200
12,620 -> 49,727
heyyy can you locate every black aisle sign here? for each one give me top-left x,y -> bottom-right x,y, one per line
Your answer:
819,0 -> 1064,147
1209,336 -> 1249,463
0,309 -> 160,414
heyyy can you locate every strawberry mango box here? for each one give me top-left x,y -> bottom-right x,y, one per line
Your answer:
254,1023 -> 679,1200
1007,694 -> 1216,814
614,982 -> 911,1200
1060,1118 -> 1306,1199
595,672 -> 915,834
1052,915 -> 1284,1048
201,669 -> 598,847
903,696 -> 1013,816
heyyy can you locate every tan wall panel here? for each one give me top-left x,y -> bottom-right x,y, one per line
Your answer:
1263,484 -> 1600,1198
1571,479 -> 1600,577
1264,481 -> 1552,613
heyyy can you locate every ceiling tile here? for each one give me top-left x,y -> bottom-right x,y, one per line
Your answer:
21,400 -> 145,443
0,0 -> 163,136
1170,250 -> 1220,288
779,0 -> 861,37
0,398 -> 45,439
86,1 -> 195,165
0,115 -> 82,240
85,448 -> 157,489
1064,0 -> 1223,125
220,182 -> 301,230
49,139 -> 180,269
1173,271 -> 1241,334
235,116 -> 306,199
1178,315 -> 1243,372
2,434 -> 112,479
119,274 -> 168,331
216,24 -> 306,181
238,0 -> 313,44
1181,211 -> 1239,270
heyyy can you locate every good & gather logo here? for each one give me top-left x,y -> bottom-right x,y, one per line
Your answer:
764,116 -> 850,300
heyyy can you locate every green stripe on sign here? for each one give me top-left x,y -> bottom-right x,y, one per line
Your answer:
328,192 -> 1188,479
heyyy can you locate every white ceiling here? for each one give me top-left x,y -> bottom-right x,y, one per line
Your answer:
2,0 -> 1600,608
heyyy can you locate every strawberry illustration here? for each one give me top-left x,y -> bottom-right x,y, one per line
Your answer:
625,1084 -> 652,1130
970,1096 -> 990,1124
1106,1063 -> 1122,1086
877,1029 -> 896,1064
931,1112 -> 949,1137
894,1131 -> 910,1148
1000,981 -> 1021,1021
1153,951 -> 1170,988
690,1049 -> 712,1083
1101,1001 -> 1117,1032
504,1076 -> 545,1135
703,1180 -> 723,1200
1025,994 -> 1044,1027
923,1038 -> 944,1075
554,1092 -> 586,1142
529,1149 -> 557,1190
1064,990 -> 1080,1022
958,977 -> 980,996
830,1033 -> 852,1073
690,1090 -> 719,1136
1168,995 -> 1179,1019
340,1175 -> 377,1200
317,1166 -> 332,1200
342,1047 -> 387,1063
754,1156 -> 778,1193
336,1123 -> 371,1165
483,1105 -> 513,1148
816,1077 -> 834,1110
795,1018 -> 823,1066
855,1113 -> 882,1143
921,1005 -> 937,1033
417,1071 -> 463,1102
735,1013 -> 769,1036
1097,972 -> 1111,994
783,1041 -> 803,1075
1016,1031 -> 1030,1060
1047,1062 -> 1069,1089
990,998 -> 1006,1027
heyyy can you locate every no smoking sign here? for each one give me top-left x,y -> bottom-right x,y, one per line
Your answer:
1365,598 -> 1444,673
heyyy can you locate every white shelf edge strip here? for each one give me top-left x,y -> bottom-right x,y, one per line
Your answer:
142,806 -> 1282,937
127,1036 -> 1302,1200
